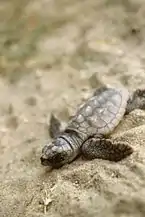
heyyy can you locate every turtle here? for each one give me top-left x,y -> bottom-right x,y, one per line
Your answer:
40,86 -> 145,168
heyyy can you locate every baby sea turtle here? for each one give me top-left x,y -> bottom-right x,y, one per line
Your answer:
41,86 -> 145,168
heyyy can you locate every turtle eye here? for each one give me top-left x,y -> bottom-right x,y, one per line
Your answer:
53,152 -> 65,162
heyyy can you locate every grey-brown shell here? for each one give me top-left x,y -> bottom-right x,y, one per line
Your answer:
67,87 -> 129,136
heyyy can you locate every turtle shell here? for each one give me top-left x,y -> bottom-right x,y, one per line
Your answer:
67,87 -> 129,137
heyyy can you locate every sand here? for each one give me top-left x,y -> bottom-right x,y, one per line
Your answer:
1,0 -> 145,216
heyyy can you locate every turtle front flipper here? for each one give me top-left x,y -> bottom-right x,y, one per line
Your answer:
93,86 -> 109,96
126,89 -> 145,114
81,136 -> 133,162
49,113 -> 62,139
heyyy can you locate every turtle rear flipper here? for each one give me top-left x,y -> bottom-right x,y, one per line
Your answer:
126,89 -> 145,114
81,136 -> 133,162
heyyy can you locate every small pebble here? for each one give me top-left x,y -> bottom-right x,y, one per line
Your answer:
25,96 -> 37,106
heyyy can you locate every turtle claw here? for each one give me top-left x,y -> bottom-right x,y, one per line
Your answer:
81,136 -> 133,162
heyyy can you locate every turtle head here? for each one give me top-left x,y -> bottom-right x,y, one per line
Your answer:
40,137 -> 70,168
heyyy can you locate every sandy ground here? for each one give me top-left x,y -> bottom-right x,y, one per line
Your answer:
1,0 -> 145,216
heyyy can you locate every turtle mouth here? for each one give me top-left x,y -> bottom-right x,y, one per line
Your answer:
40,156 -> 51,166
40,156 -> 65,169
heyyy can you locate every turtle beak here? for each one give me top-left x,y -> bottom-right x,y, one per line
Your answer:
40,157 -> 47,166
40,155 -> 50,166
